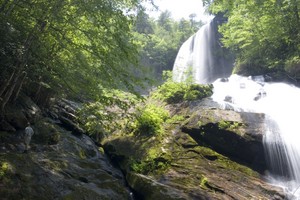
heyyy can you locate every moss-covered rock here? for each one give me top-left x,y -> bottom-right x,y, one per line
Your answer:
103,98 -> 285,200
182,108 -> 267,172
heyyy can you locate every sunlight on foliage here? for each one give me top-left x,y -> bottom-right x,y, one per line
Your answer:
134,103 -> 169,136
0,162 -> 12,179
208,0 -> 300,78
130,147 -> 171,174
151,71 -> 213,104
78,89 -> 140,140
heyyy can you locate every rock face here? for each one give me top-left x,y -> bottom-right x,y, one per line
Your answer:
104,98 -> 285,200
0,118 -> 132,200
0,95 -> 287,200
182,108 -> 267,172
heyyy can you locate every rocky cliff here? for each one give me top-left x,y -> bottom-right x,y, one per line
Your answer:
0,97 -> 132,200
0,95 -> 286,199
104,98 -> 285,200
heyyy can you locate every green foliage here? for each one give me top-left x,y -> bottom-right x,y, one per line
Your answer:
134,103 -> 169,136
130,157 -> 170,174
200,175 -> 208,188
218,120 -> 241,131
207,0 -> 300,78
0,162 -> 12,179
151,71 -> 213,104
130,148 -> 171,174
132,9 -> 203,84
285,55 -> 300,79
166,114 -> 185,124
78,89 -> 139,139
0,0 -> 147,104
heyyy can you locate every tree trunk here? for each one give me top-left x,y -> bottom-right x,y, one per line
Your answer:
12,71 -> 27,103
0,70 -> 20,111
34,76 -> 42,103
0,69 -> 15,97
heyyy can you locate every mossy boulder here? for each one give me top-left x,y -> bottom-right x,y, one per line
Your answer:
182,108 -> 267,172
103,98 -> 285,199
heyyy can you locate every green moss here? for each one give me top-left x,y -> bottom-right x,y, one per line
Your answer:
79,148 -> 87,159
218,120 -> 243,132
192,146 -> 258,177
130,156 -> 171,175
0,162 -> 12,178
200,175 -> 208,188
166,114 -> 185,124
218,157 -> 258,177
129,144 -> 171,174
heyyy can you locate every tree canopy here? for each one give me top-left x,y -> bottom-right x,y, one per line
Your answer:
133,9 -> 203,84
0,0 -> 204,112
0,0 -> 146,111
205,0 -> 300,80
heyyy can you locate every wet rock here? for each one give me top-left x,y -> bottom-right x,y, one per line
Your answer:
220,77 -> 229,82
224,95 -> 233,103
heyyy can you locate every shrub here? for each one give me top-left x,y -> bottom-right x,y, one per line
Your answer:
285,56 -> 300,79
134,104 -> 169,136
130,157 -> 170,174
151,71 -> 214,104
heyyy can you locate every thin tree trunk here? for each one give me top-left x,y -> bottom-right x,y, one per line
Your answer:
12,71 -> 27,103
0,69 -> 15,97
0,70 -> 20,111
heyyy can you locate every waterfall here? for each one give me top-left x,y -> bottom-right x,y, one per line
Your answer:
172,19 -> 300,198
172,19 -> 233,84
212,75 -> 300,199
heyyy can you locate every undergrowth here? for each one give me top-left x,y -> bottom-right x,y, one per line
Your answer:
151,71 -> 213,104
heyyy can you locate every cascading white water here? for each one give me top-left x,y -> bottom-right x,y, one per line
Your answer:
173,19 -> 300,199
173,22 -> 214,84
212,75 -> 300,199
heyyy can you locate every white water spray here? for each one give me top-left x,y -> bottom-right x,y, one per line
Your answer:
173,20 -> 300,199
212,75 -> 300,199
173,21 -> 231,84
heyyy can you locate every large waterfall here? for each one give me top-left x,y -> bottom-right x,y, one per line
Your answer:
173,20 -> 300,199
172,19 -> 233,84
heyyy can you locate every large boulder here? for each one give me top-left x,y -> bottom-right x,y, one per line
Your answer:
182,108 -> 267,172
0,118 -> 132,200
1,94 -> 42,131
103,98 -> 285,199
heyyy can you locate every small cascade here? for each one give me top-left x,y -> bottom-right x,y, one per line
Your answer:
172,19 -> 233,84
212,75 -> 300,199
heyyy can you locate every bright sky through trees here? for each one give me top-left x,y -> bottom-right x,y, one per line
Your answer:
147,0 -> 212,22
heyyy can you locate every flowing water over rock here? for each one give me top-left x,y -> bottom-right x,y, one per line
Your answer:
173,19 -> 300,199
212,75 -> 300,199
